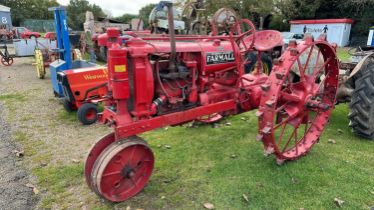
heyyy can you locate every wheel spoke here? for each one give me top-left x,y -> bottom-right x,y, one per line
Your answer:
313,58 -> 331,79
303,45 -> 314,75
294,128 -> 298,155
277,123 -> 287,145
282,127 -> 297,152
297,58 -> 306,81
280,91 -> 301,102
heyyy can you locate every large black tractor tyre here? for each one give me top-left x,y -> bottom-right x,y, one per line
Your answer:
348,63 -> 374,139
77,103 -> 99,125
62,98 -> 77,112
244,52 -> 273,75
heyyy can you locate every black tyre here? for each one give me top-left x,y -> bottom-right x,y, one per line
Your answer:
244,52 -> 273,75
62,98 -> 76,112
77,103 -> 98,125
348,63 -> 374,139
99,46 -> 107,62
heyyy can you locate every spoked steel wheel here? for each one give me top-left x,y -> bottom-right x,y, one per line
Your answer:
257,35 -> 339,164
35,49 -> 46,79
91,136 -> 154,202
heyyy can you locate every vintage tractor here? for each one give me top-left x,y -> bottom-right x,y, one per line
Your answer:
83,2 -> 340,202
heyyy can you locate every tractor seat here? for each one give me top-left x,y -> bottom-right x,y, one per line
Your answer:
244,30 -> 283,52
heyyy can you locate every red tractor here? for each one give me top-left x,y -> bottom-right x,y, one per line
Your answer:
84,2 -> 339,203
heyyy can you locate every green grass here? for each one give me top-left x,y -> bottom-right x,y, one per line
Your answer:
337,47 -> 351,62
34,105 -> 373,209
57,109 -> 77,123
0,93 -> 27,102
33,164 -> 83,209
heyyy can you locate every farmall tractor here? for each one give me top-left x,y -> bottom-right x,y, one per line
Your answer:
83,2 -> 341,202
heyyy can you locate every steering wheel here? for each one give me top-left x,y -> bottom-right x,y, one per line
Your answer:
229,19 -> 256,53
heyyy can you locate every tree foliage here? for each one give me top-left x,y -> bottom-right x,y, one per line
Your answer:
0,0 -> 59,26
139,3 -> 157,28
114,14 -> 137,24
66,0 -> 105,30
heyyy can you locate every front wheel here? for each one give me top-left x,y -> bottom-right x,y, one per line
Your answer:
77,103 -> 98,125
348,63 -> 374,139
90,136 -> 154,202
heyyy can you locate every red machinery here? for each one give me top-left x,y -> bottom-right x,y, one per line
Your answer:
57,66 -> 109,125
84,11 -> 339,202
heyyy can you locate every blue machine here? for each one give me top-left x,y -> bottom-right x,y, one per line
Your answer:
368,27 -> 374,47
48,7 -> 96,97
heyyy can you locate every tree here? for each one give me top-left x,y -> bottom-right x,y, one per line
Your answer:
139,3 -> 157,29
66,0 -> 105,30
114,14 -> 137,24
1,0 -> 59,26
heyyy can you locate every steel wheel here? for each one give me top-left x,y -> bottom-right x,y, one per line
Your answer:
73,49 -> 82,60
257,35 -> 339,164
91,136 -> 154,202
35,49 -> 45,79
85,133 -> 115,190
1,56 -> 13,66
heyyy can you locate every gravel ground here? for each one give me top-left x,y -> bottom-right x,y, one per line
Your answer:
0,49 -> 110,209
0,102 -> 35,210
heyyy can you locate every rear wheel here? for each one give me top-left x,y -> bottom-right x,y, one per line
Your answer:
348,63 -> 374,139
77,103 -> 98,125
257,36 -> 339,164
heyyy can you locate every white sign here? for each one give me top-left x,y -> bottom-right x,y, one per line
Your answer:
290,19 -> 353,47
2,17 -> 7,24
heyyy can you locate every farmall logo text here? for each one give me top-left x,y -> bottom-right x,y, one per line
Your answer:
206,51 -> 235,65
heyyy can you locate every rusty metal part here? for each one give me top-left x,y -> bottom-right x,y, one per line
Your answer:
348,52 -> 374,79
212,8 -> 239,34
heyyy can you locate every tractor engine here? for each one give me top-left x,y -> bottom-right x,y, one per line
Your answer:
101,30 -> 262,126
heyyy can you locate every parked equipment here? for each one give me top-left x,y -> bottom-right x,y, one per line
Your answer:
46,7 -> 108,125
0,42 -> 13,66
84,2 -> 340,202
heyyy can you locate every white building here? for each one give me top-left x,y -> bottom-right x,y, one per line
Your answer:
0,4 -> 12,30
290,19 -> 353,47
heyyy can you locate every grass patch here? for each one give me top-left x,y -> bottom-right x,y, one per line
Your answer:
337,47 -> 351,62
0,93 -> 27,102
57,109 -> 77,123
85,105 -> 372,209
33,164 -> 83,209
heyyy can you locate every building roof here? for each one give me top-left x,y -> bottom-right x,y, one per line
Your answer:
290,19 -> 354,25
0,5 -> 11,12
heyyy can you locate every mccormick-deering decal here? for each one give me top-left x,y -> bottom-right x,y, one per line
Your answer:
206,51 -> 235,65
